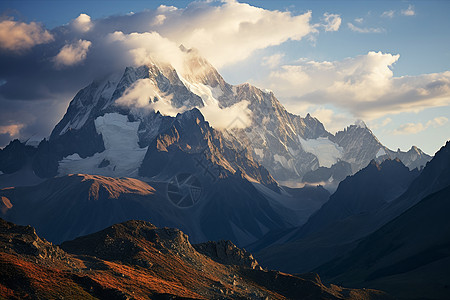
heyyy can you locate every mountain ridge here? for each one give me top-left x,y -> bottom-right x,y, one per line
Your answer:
0,48 -> 431,188
0,217 -> 392,300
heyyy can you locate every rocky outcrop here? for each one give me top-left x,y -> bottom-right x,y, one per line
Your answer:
194,240 -> 262,270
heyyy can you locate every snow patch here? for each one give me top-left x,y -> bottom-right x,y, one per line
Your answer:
24,136 -> 44,148
376,148 -> 386,158
254,148 -> 264,159
274,154 -> 294,170
58,113 -> 148,177
299,137 -> 343,168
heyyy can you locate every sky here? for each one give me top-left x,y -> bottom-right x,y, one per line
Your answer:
0,0 -> 449,155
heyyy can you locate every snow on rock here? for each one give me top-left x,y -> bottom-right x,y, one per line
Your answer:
376,148 -> 387,158
24,136 -> 45,148
254,148 -> 264,159
299,137 -> 343,168
273,154 -> 297,172
355,119 -> 367,129
58,113 -> 148,177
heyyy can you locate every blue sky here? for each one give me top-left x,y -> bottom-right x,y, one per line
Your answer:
0,0 -> 449,154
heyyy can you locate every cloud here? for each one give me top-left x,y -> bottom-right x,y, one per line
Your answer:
401,5 -> 415,16
107,31 -> 186,73
392,117 -> 447,135
347,22 -> 384,33
369,117 -> 392,130
381,10 -> 395,18
152,14 -> 167,26
115,77 -> 252,129
393,122 -> 425,135
309,107 -> 354,133
262,53 -> 284,68
354,17 -> 364,23
258,51 -> 450,120
322,13 -> 341,32
427,116 -> 448,127
156,1 -> 314,68
200,100 -> 252,129
53,39 -> 92,68
0,123 -> 24,137
115,78 -> 185,117
0,1 -> 384,147
0,18 -> 53,51
72,13 -> 93,32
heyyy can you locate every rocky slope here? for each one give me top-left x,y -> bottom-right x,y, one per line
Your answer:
0,218 -> 392,300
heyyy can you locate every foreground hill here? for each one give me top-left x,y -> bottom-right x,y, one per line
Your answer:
0,218 -> 391,300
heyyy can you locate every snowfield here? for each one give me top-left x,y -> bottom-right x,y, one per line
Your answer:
298,137 -> 343,168
58,113 -> 148,177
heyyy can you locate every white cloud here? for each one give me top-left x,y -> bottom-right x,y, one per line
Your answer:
262,53 -> 285,68
0,18 -> 53,51
152,14 -> 167,26
401,5 -> 415,16
427,116 -> 448,127
115,78 -> 185,117
393,122 -> 425,135
309,107 -> 354,133
115,77 -> 252,129
258,52 -> 450,120
322,13 -> 341,31
107,31 -> 186,74
156,1 -> 314,67
381,10 -> 395,18
354,17 -> 364,23
348,22 -> 384,33
392,117 -> 447,135
54,39 -> 92,68
72,13 -> 93,32
381,117 -> 393,127
200,100 -> 252,129
369,117 -> 392,129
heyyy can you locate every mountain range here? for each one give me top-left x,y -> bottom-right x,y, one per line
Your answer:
0,47 -> 447,299
251,141 -> 450,299
0,47 -> 431,187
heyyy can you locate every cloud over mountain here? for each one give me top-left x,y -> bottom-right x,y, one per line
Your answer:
0,1 -> 317,145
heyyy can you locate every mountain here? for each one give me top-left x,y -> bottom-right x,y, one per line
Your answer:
317,184 -> 450,300
251,158 -> 420,273
0,218 -> 392,299
0,172 -> 329,246
253,140 -> 450,277
0,47 -> 431,188
331,122 -> 431,174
